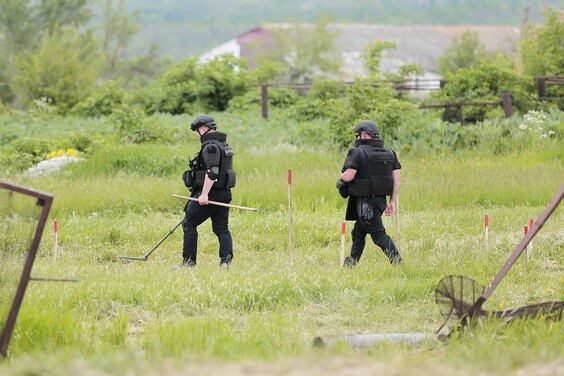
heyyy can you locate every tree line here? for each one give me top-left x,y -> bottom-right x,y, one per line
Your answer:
0,1 -> 561,124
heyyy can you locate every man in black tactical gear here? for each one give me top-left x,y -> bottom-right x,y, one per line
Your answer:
180,114 -> 236,267
336,120 -> 402,267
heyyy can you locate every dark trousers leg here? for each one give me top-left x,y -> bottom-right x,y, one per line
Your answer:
211,205 -> 233,263
182,189 -> 233,264
371,233 -> 402,264
350,196 -> 402,265
350,221 -> 367,261
182,200 -> 207,264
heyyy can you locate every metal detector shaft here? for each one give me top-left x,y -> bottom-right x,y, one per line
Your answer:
172,194 -> 259,212
119,219 -> 183,261
471,184 -> 564,313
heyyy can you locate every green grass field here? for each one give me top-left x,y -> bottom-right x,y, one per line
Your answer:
1,114 -> 563,375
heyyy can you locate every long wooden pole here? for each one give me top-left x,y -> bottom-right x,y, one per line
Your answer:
288,170 -> 294,264
395,195 -> 401,253
172,194 -> 259,212
340,222 -> 346,267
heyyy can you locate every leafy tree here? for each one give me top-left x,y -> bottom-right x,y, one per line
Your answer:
194,54 -> 250,111
0,0 -> 91,104
519,8 -> 564,77
12,26 -> 101,113
71,80 -> 129,117
0,0 -> 90,53
433,61 -> 536,123
437,30 -> 488,75
98,0 -> 141,80
362,40 -> 397,79
153,58 -> 199,114
152,54 -> 250,114
257,18 -> 342,83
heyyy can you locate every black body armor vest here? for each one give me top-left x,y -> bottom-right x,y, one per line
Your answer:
190,132 -> 236,190
347,139 -> 395,197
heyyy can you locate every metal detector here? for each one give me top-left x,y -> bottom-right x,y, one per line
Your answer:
119,219 -> 184,261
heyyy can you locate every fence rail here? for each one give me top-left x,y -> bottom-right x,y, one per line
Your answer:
257,76 -> 558,120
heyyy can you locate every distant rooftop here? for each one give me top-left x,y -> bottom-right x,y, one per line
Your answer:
199,23 -> 521,80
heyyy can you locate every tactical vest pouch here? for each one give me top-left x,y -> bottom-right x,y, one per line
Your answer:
195,170 -> 206,186
348,180 -> 372,196
370,175 -> 393,196
182,170 -> 193,188
226,169 -> 236,188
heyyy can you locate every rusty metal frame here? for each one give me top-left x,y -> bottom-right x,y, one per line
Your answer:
468,184 -> 564,319
0,181 -> 53,357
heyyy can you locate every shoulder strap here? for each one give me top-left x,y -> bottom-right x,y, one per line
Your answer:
355,146 -> 369,179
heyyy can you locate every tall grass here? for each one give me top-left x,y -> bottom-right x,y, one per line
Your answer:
0,112 -> 563,375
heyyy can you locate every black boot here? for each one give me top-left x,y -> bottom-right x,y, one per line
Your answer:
343,256 -> 357,268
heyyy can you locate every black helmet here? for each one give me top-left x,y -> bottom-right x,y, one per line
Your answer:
354,120 -> 380,138
190,114 -> 216,131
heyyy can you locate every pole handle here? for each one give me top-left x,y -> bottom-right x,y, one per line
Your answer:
172,194 -> 258,212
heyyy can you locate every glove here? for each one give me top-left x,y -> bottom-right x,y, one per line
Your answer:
336,179 -> 349,198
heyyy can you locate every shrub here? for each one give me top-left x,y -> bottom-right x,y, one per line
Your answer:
228,87 -> 299,111
1,137 -> 53,172
434,61 -> 537,123
11,26 -> 101,114
71,80 -> 128,117
109,105 -> 174,144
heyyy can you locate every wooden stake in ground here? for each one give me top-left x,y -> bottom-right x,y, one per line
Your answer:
485,214 -> 489,248
528,217 -> 534,255
395,195 -> 401,253
340,222 -> 346,267
288,169 -> 294,264
524,225 -> 529,263
53,220 -> 59,260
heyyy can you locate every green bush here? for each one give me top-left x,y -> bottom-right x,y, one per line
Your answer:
228,87 -> 299,111
434,61 -> 537,123
61,131 -> 99,155
194,54 -> 250,111
152,54 -> 251,114
154,58 -> 199,115
11,26 -> 101,114
1,137 -> 53,172
109,105 -> 174,144
71,80 -> 129,117
323,80 -> 405,148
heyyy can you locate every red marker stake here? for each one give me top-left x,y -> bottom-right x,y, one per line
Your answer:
288,169 -> 294,264
340,222 -> 346,267
484,214 -> 489,247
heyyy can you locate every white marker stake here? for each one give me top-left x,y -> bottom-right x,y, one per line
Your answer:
288,169 -> 294,264
53,220 -> 59,260
485,214 -> 489,248
340,222 -> 346,267
395,195 -> 401,253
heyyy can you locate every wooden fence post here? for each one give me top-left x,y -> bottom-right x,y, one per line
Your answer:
261,84 -> 268,119
501,90 -> 512,118
536,77 -> 547,100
